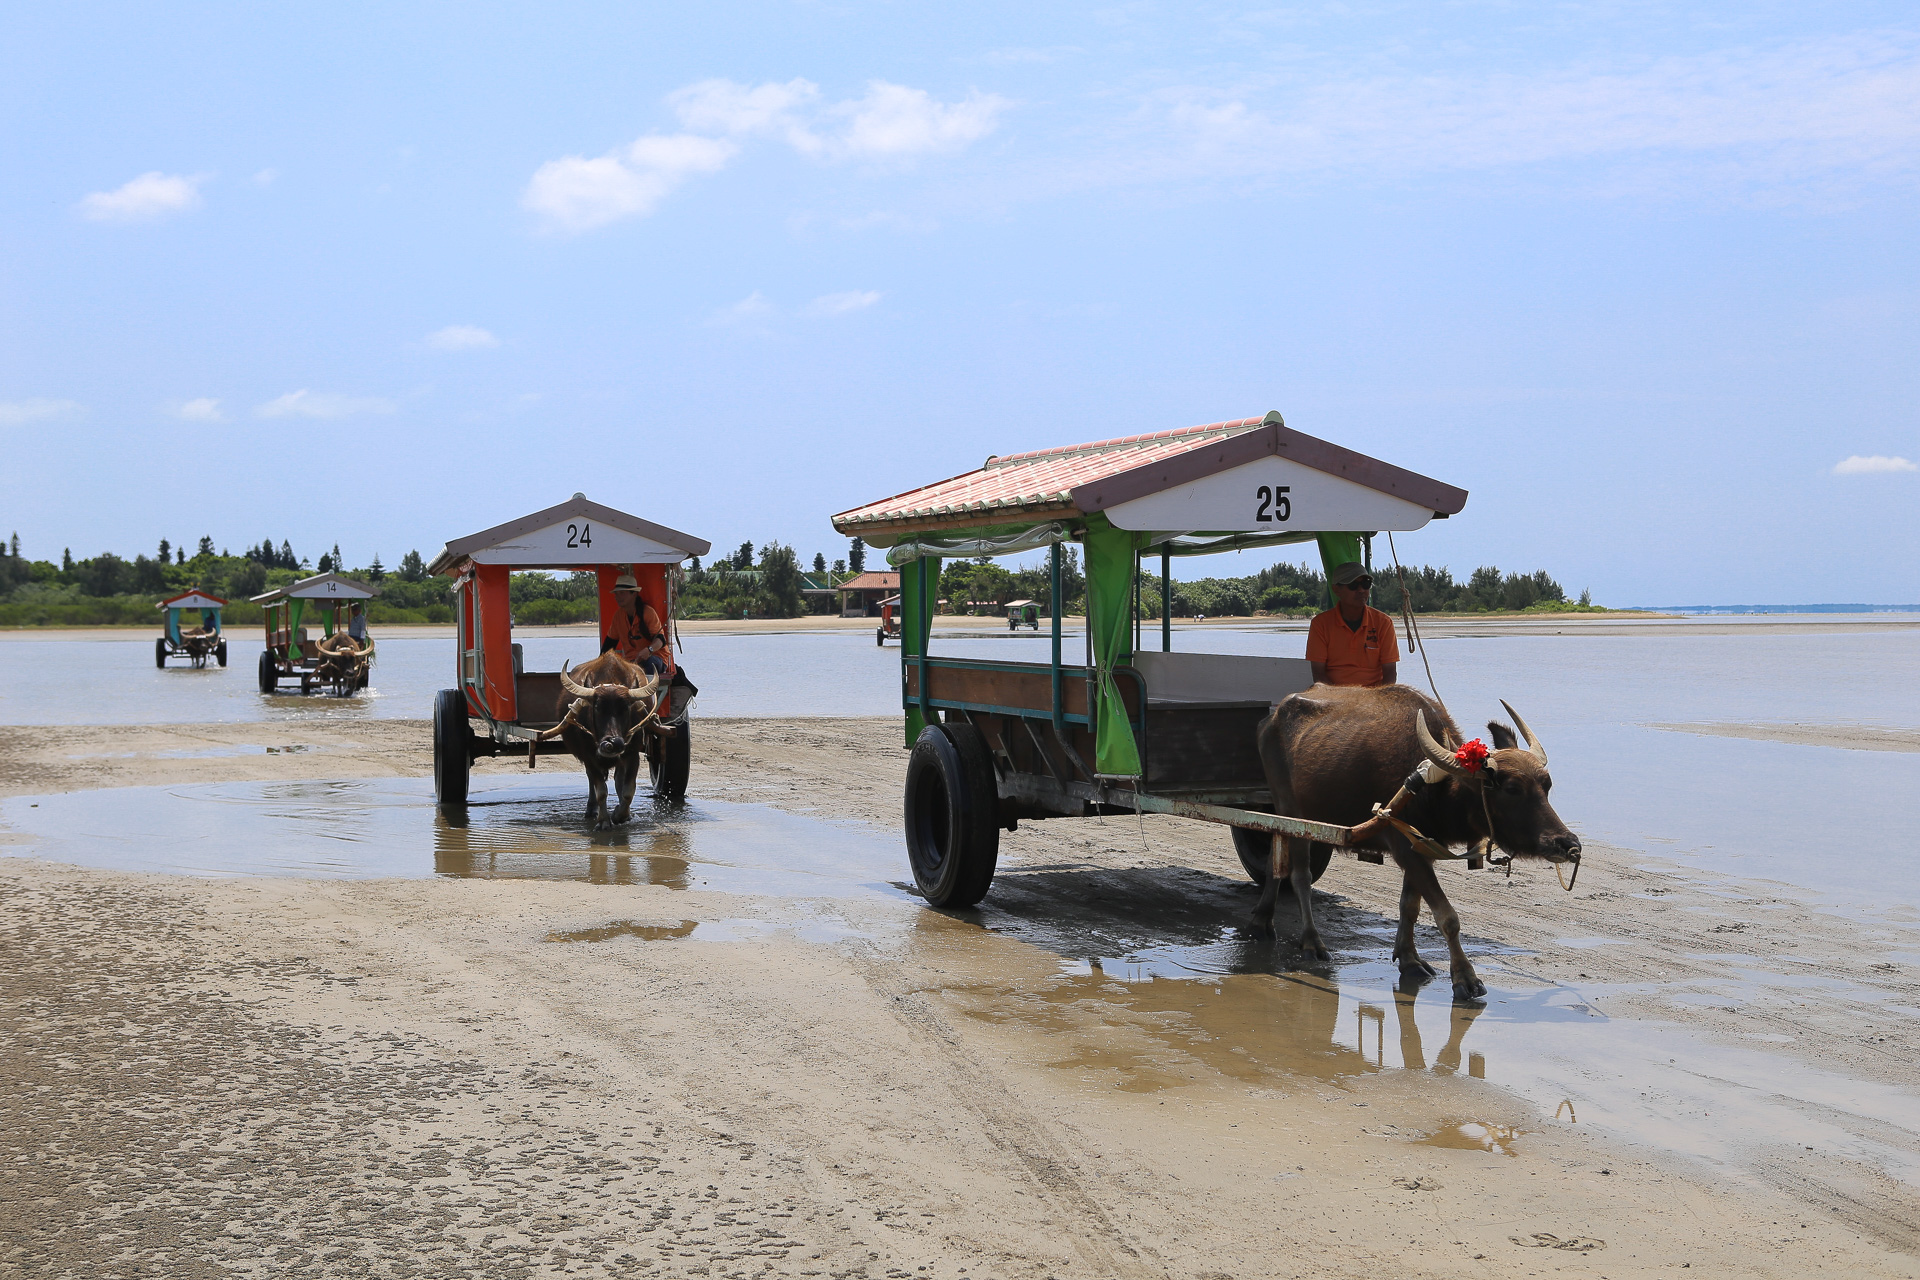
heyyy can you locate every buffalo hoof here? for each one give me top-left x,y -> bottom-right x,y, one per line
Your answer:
1248,917 -> 1276,939
1451,973 -> 1488,1003
609,809 -> 632,826
1299,934 -> 1330,962
1397,955 -> 1438,980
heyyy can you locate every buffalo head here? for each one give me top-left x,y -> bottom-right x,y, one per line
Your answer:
1416,702 -> 1581,865
558,660 -> 659,761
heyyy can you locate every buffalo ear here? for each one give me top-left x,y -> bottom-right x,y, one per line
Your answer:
1486,721 -> 1519,751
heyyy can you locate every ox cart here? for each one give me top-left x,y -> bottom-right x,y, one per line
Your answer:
425,493 -> 709,808
1005,599 -> 1041,631
875,595 -> 902,646
252,572 -> 380,695
155,589 -> 228,668
830,410 -> 1472,907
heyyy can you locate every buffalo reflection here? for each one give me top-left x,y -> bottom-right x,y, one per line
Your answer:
433,806 -> 693,886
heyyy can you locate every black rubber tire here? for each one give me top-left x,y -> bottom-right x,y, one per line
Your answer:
1232,826 -> 1333,886
650,717 -> 691,801
433,688 -> 471,806
155,638 -> 168,668
257,650 -> 277,692
876,627 -> 885,646
903,723 -> 1000,907
215,641 -> 228,667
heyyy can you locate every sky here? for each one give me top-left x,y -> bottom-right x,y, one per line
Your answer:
3,2 -> 1918,605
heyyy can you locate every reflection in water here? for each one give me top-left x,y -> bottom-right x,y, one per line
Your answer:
1419,1121 -> 1527,1155
433,805 -> 696,885
547,919 -> 698,943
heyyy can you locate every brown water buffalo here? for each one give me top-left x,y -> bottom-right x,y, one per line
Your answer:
1254,683 -> 1580,1001
551,651 -> 662,829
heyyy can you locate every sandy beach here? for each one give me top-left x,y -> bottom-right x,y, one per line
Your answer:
4,709 -> 1918,1280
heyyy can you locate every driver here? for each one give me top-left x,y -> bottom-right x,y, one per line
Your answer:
604,570 -> 668,676
1306,561 -> 1399,687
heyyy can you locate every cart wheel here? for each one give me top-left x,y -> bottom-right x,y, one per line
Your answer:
876,627 -> 885,646
257,650 -> 277,693
433,688 -> 471,806
904,723 -> 1000,907
216,641 -> 228,668
1231,827 -> 1332,886
650,717 -> 691,801
155,638 -> 168,668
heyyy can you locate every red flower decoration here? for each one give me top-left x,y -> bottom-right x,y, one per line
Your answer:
1454,739 -> 1489,773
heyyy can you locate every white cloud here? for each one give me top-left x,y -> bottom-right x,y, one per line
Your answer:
0,398 -> 81,426
670,78 -> 823,151
1100,31 -> 1920,200
829,82 -> 1008,159
252,168 -> 277,186
1833,454 -> 1918,474
806,290 -> 882,316
710,292 -> 776,326
174,398 -> 224,422
427,325 -> 499,351
256,390 -> 395,420
77,172 -> 206,223
522,134 -> 737,233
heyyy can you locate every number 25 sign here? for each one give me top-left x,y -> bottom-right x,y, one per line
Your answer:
1255,484 -> 1291,523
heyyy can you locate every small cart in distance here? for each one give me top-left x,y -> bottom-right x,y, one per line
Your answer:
830,410 -> 1469,908
1005,600 -> 1041,631
155,589 -> 228,668
425,493 -> 710,808
251,572 -> 381,695
875,595 -> 902,645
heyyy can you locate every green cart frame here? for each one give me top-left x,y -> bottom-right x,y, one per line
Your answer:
831,411 -> 1469,907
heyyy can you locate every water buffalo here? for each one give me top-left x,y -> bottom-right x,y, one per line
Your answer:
1254,684 -> 1580,1001
550,652 -> 663,829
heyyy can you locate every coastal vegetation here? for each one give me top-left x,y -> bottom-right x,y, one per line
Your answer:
0,529 -> 1605,627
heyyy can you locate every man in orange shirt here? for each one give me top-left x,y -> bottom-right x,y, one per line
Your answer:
604,571 -> 669,677
1305,562 -> 1399,687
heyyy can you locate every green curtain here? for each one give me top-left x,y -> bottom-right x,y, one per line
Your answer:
900,556 -> 942,746
1083,514 -> 1144,777
289,599 -> 306,660
1315,533 -> 1365,610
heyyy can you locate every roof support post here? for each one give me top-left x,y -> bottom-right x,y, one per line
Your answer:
1049,541 -> 1063,736
1161,548 -> 1171,652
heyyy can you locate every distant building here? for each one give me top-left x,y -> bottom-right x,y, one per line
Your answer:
837,570 -> 901,617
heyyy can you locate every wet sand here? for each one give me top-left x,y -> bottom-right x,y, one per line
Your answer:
3,719 -> 1919,1278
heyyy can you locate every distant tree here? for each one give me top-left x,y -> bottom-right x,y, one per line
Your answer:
687,556 -> 702,575
831,558 -> 846,576
756,543 -> 804,618
812,551 -> 827,575
157,538 -> 170,563
368,553 -> 385,582
278,540 -> 294,569
731,541 -> 754,571
397,550 -> 426,582
197,536 -> 216,559
317,550 -> 334,573
10,533 -> 19,558
1580,587 -> 1592,607
62,548 -> 73,572
175,547 -> 184,565
231,561 -> 267,598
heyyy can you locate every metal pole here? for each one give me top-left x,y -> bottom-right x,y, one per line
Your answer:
1049,542 -> 1063,734
1160,547 -> 1171,652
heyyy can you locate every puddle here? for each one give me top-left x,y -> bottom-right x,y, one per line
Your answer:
0,776 -> 907,892
548,920 -> 698,943
1419,1120 -> 1527,1155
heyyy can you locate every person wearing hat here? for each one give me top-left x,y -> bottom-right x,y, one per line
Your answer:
603,569 -> 669,676
1306,561 -> 1398,687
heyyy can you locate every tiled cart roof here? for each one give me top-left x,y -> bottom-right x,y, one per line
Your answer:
830,412 -> 1467,543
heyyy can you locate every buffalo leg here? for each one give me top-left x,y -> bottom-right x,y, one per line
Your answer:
1394,849 -> 1485,1002
1392,867 -> 1438,981
1287,835 -> 1327,959
587,766 -> 611,829
1252,833 -> 1289,932
609,751 -> 641,825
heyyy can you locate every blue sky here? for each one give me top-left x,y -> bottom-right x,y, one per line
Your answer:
3,2 -> 1917,604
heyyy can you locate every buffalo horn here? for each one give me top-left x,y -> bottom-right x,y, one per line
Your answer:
1499,700 -> 1547,765
626,673 -> 660,702
1416,710 -> 1473,779
557,661 -> 595,699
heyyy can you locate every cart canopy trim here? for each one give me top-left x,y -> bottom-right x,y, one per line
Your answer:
428,493 -> 711,574
832,411 -> 1466,544
250,572 -> 381,603
156,589 -> 227,611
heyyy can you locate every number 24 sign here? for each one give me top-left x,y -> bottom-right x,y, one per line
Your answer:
1255,484 -> 1291,523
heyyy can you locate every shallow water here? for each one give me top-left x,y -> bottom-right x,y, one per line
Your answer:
4,618 -> 1919,908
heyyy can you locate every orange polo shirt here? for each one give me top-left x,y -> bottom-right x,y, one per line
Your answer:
609,601 -> 671,672
1305,605 -> 1400,686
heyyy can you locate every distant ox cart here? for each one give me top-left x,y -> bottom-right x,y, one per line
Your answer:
155,589 -> 228,669
252,572 -> 380,695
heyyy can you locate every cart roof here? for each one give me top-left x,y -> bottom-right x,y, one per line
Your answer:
836,570 -> 900,592
1006,599 -> 1037,608
830,411 -> 1467,545
427,492 -> 711,574
250,572 -> 381,603
156,589 -> 227,610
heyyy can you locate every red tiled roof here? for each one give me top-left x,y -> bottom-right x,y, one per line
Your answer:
832,417 -> 1267,537
835,571 -> 901,592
